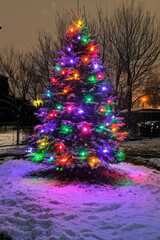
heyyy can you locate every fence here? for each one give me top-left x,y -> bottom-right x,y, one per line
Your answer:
0,123 -> 34,147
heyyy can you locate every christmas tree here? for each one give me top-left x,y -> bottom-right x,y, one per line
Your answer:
27,18 -> 127,169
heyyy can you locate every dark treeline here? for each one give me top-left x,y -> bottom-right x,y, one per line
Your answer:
0,0 -> 160,126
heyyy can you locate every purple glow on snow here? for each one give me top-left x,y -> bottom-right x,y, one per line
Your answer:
0,157 -> 160,240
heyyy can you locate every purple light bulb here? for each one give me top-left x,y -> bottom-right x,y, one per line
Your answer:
102,86 -> 107,91
67,47 -> 71,52
27,147 -> 33,153
78,109 -> 84,114
103,148 -> 108,153
94,63 -> 99,69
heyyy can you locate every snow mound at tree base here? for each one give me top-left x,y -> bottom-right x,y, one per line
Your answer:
27,164 -> 130,187
0,160 -> 160,240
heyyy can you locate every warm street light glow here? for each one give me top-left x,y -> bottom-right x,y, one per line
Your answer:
141,96 -> 147,108
142,97 -> 147,102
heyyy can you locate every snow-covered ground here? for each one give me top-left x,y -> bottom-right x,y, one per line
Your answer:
0,159 -> 160,240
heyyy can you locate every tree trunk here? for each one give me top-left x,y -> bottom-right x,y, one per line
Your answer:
126,70 -> 132,129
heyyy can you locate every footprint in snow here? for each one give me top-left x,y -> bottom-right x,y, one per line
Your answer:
63,214 -> 78,221
96,203 -> 121,212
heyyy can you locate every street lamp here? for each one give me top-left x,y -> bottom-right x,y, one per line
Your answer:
141,97 -> 147,109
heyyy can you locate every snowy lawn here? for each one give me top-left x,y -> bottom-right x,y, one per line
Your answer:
0,159 -> 160,240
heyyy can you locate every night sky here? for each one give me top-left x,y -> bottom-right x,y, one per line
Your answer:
0,0 -> 160,51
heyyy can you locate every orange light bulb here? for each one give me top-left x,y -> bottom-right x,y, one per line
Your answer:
84,57 -> 88,62
90,46 -> 95,52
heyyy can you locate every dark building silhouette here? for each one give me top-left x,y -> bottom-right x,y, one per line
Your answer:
0,73 -> 9,99
0,73 -> 13,122
0,73 -> 39,125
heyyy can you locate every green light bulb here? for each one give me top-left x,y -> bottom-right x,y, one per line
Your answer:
56,65 -> 61,73
84,95 -> 93,103
80,151 -> 86,157
105,109 -> 113,115
79,150 -> 89,158
82,36 -> 89,43
96,124 -> 106,132
88,75 -> 97,84
46,92 -> 51,97
56,104 -> 63,110
60,125 -> 73,134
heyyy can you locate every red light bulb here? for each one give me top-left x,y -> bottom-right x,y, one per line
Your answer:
67,105 -> 74,112
83,127 -> 88,132
97,73 -> 104,80
69,27 -> 75,33
82,125 -> 92,134
51,77 -> 56,83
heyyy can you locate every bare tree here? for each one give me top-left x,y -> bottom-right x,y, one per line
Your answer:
0,47 -> 34,101
142,72 -> 160,108
29,30 -> 56,90
0,46 -> 19,98
108,0 -> 160,125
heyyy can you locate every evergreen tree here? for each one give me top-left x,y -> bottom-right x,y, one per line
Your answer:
27,18 -> 127,169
